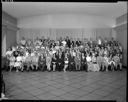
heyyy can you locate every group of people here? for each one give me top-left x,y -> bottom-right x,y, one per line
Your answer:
5,36 -> 123,72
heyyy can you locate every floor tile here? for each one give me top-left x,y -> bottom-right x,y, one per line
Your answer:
90,89 -> 111,97
36,92 -> 57,100
69,89 -> 90,97
59,93 -> 79,100
3,69 -> 126,101
50,89 -> 68,96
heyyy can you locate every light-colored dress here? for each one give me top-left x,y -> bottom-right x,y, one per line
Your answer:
9,56 -> 15,67
92,56 -> 100,72
86,56 -> 93,71
14,56 -> 22,67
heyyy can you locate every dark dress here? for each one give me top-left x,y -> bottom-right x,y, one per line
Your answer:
56,54 -> 64,71
38,56 -> 46,71
81,55 -> 87,71
51,56 -> 57,71
69,55 -> 75,71
66,39 -> 71,48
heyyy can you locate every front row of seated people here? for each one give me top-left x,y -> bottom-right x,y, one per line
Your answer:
5,37 -> 123,72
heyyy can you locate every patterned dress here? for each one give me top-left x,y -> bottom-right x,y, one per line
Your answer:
92,56 -> 100,72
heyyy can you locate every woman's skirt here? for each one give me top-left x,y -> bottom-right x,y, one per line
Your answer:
10,62 -> 15,67
92,63 -> 100,72
87,62 -> 93,71
14,61 -> 22,67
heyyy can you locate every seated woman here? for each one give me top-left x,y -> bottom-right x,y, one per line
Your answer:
113,53 -> 122,71
81,52 -> 87,71
86,53 -> 93,72
31,52 -> 39,71
52,53 -> 57,71
69,51 -> 75,71
46,52 -> 52,71
14,53 -> 23,72
63,52 -> 69,72
109,54 -> 115,71
38,53 -> 46,71
91,53 -> 100,72
103,54 -> 109,71
119,52 -> 123,71
21,52 -> 26,72
74,50 -> 81,71
25,52 -> 32,71
97,53 -> 104,71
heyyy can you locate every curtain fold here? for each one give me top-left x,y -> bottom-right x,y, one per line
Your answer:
17,28 -> 112,42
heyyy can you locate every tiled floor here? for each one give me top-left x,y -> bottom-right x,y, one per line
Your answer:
3,69 -> 127,101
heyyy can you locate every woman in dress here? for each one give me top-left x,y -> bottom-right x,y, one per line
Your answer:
69,50 -> 75,71
103,54 -> 109,71
63,51 -> 69,72
31,52 -> 39,71
74,50 -> 81,71
46,51 -> 52,71
52,53 -> 57,72
109,54 -> 115,71
14,53 -> 22,72
81,52 -> 87,71
91,53 -> 100,72
86,52 -> 93,72
9,54 -> 15,72
38,53 -> 46,71
97,53 -> 104,71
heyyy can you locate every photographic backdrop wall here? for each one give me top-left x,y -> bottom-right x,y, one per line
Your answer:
17,28 -> 112,43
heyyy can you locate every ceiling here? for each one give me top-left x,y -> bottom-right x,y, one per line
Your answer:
2,2 -> 127,19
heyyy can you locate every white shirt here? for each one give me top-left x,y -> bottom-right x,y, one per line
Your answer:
86,56 -> 91,62
39,41 -> 42,46
73,52 -> 76,56
36,45 -> 40,49
31,52 -> 35,56
52,50 -> 56,54
62,40 -> 67,46
98,39 -> 101,45
17,56 -> 22,62
55,46 -> 59,50
26,52 -> 29,57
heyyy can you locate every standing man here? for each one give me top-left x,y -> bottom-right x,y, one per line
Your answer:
65,36 -> 71,48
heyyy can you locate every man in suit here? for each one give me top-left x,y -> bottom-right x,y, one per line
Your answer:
56,51 -> 64,71
68,51 -> 75,71
65,36 -> 71,48
81,52 -> 87,71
